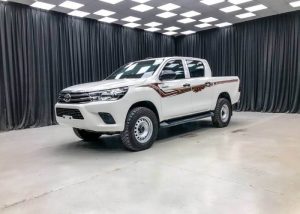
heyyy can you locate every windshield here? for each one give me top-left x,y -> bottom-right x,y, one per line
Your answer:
106,59 -> 163,80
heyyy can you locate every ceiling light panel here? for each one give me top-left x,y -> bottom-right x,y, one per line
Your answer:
180,11 -> 201,18
68,10 -> 90,17
31,1 -> 55,10
220,5 -> 242,13
156,12 -> 177,18
99,0 -> 124,5
123,23 -> 141,28
145,27 -> 161,32
195,23 -> 212,28
94,9 -> 115,16
163,31 -> 177,36
122,16 -> 141,22
246,4 -> 267,12
215,22 -> 232,27
290,1 -> 300,7
181,30 -> 195,35
59,1 -> 83,10
164,26 -> 180,31
199,17 -> 218,23
236,12 -> 256,19
158,3 -> 181,11
200,0 -> 225,5
131,4 -> 154,12
177,18 -> 196,24
98,17 -> 118,23
132,0 -> 150,3
144,22 -> 162,27
228,0 -> 252,4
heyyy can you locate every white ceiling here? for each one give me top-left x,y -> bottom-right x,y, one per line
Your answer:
4,0 -> 300,36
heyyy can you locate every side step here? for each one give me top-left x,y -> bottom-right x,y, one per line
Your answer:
160,111 -> 213,128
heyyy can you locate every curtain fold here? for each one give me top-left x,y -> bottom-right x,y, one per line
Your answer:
0,2 -> 175,130
176,11 -> 300,113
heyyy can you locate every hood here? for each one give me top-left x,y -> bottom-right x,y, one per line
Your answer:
62,79 -> 147,92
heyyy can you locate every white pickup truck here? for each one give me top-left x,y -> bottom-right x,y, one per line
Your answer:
55,57 -> 240,151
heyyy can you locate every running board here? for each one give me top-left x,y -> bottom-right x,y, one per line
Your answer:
160,112 -> 213,128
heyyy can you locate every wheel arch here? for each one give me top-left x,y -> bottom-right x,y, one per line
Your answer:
218,92 -> 232,104
129,101 -> 160,122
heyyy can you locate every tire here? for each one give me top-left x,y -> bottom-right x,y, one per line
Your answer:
121,107 -> 158,151
212,98 -> 232,128
73,128 -> 102,141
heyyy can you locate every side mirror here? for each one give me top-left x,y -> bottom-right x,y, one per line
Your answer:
159,70 -> 176,81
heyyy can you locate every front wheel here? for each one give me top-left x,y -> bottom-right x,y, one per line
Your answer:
212,98 -> 232,128
73,128 -> 102,141
121,107 -> 158,151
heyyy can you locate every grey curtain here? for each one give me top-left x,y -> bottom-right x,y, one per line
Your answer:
176,11 -> 300,113
0,2 -> 175,130
1,2 -> 300,131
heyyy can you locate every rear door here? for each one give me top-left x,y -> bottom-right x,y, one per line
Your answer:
158,59 -> 193,119
184,59 -> 214,112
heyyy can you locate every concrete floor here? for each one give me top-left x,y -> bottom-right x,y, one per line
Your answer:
0,112 -> 300,214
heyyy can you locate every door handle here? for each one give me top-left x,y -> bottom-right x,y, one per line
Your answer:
205,82 -> 212,87
183,83 -> 191,87
161,85 -> 169,89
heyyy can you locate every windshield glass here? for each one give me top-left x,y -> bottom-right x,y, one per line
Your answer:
106,59 -> 163,80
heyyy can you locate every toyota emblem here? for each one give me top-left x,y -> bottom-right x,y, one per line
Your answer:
63,94 -> 71,103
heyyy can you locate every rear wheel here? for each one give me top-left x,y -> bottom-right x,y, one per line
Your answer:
73,128 -> 102,141
121,107 -> 158,151
212,98 -> 232,128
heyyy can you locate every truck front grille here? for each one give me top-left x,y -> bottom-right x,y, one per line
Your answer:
58,91 -> 92,104
56,108 -> 84,120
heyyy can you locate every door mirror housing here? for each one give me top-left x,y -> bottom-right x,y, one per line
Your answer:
159,70 -> 176,81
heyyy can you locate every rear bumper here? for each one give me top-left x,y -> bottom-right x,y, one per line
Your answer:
55,100 -> 128,132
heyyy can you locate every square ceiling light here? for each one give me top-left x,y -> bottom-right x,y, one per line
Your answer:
215,22 -> 232,27
177,18 -> 196,24
236,12 -> 255,19
59,1 -> 83,10
181,30 -> 196,35
195,23 -> 212,28
144,22 -> 162,27
290,1 -> 300,7
164,26 -> 180,31
145,27 -> 161,32
31,1 -> 55,10
200,0 -> 225,5
158,3 -> 181,11
122,16 -> 141,22
99,0 -> 123,4
163,31 -> 178,36
199,17 -> 218,23
180,11 -> 201,18
246,4 -> 267,12
94,9 -> 115,16
220,5 -> 241,13
132,0 -> 150,3
123,23 -> 141,28
228,0 -> 252,4
68,10 -> 90,17
156,12 -> 177,18
98,17 -> 118,23
131,4 -> 154,12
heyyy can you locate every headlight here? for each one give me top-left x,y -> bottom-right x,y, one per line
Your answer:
89,87 -> 128,101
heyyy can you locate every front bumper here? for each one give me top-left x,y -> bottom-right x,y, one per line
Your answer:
55,100 -> 128,132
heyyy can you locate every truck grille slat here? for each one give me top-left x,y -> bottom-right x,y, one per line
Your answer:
58,91 -> 92,104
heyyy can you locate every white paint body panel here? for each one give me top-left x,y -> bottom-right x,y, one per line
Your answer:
55,57 -> 240,132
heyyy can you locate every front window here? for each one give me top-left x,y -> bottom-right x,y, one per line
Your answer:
161,60 -> 185,80
106,59 -> 163,80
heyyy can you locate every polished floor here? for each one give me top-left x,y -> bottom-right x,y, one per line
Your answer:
0,112 -> 300,214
